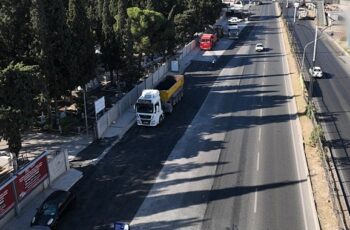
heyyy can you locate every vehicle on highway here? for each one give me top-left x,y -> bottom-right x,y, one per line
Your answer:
199,33 -> 217,50
228,17 -> 243,25
309,66 -> 323,78
297,7 -> 307,20
114,222 -> 130,230
31,190 -> 75,229
255,43 -> 264,52
228,25 -> 240,39
135,75 -> 184,126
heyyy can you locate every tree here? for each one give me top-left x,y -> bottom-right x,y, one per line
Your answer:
127,7 -> 167,67
0,0 -> 33,68
33,0 -> 72,127
174,9 -> 199,44
101,0 -> 120,78
0,63 -> 39,169
67,0 -> 96,87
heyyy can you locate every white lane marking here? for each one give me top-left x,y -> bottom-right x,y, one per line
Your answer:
257,152 -> 260,171
278,15 -> 309,230
254,188 -> 258,213
258,127 -> 262,142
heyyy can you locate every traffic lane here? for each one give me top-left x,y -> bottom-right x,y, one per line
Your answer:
59,37 -> 255,229
131,45 -> 252,229
201,28 -> 267,230
251,3 -> 315,229
256,21 -> 307,230
202,3 -> 302,229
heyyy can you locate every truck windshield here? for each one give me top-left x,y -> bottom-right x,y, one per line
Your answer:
136,103 -> 154,113
201,39 -> 210,43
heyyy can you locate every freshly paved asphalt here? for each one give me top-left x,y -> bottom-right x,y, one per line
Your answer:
58,3 -> 318,230
283,3 -> 350,212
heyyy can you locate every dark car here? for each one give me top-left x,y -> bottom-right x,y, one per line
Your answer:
31,190 -> 75,229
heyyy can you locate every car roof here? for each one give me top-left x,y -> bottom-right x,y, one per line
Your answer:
44,190 -> 70,204
256,43 -> 263,46
201,34 -> 213,39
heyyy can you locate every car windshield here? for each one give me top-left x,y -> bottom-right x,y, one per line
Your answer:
314,67 -> 321,71
41,203 -> 57,216
136,103 -> 154,113
257,44 -> 263,47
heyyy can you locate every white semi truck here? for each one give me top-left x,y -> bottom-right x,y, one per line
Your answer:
135,75 -> 184,126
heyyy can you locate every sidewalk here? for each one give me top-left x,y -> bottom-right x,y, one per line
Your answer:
0,132 -> 93,162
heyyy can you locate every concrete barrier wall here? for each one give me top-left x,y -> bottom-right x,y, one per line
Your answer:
96,113 -> 108,139
48,151 -> 69,183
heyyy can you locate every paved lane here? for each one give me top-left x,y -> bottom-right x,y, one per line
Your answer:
132,3 -> 318,230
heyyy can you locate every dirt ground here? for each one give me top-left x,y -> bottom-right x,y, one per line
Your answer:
278,7 -> 341,230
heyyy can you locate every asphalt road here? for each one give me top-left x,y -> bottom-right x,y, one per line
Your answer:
131,3 -> 318,230
58,3 -> 318,230
283,3 -> 350,211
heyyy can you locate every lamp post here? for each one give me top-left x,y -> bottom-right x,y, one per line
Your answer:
78,86 -> 89,136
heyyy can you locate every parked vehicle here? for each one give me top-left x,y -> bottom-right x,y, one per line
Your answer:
31,190 -> 75,229
309,66 -> 323,78
135,75 -> 184,126
199,33 -> 217,50
255,43 -> 264,52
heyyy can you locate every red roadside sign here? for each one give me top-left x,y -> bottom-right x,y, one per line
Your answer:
15,155 -> 48,201
0,182 -> 15,218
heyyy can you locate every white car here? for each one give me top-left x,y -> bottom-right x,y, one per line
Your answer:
255,43 -> 264,52
309,66 -> 323,78
228,17 -> 243,25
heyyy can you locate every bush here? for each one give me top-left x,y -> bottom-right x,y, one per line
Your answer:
309,125 -> 324,147
306,102 -> 315,119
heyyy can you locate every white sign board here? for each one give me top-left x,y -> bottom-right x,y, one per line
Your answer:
94,96 -> 105,114
171,60 -> 179,72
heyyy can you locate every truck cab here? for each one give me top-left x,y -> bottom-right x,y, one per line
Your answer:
200,34 -> 217,50
135,90 -> 164,126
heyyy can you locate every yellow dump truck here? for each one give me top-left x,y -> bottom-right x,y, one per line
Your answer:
135,75 -> 184,126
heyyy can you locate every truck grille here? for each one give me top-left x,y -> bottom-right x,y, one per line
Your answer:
139,115 -> 152,119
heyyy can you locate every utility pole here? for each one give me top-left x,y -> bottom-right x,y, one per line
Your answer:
312,8 -> 318,66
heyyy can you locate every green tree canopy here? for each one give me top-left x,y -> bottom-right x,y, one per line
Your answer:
0,62 -> 39,164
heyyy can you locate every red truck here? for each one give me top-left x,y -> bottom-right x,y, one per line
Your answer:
199,33 -> 217,50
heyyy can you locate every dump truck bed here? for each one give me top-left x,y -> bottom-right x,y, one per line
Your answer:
155,75 -> 184,102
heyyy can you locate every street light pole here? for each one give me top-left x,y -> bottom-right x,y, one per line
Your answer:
293,5 -> 297,23
312,24 -> 318,66
301,40 -> 315,77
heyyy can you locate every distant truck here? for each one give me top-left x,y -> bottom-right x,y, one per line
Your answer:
228,25 -> 240,39
199,33 -> 217,50
298,7 -> 316,20
297,7 -> 308,20
135,75 -> 184,126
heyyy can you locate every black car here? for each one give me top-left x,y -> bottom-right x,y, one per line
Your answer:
31,190 -> 75,229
